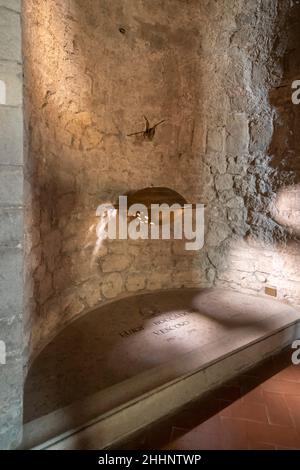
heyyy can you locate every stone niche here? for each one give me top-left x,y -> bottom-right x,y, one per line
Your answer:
22,0 -> 300,369
23,0 -> 213,361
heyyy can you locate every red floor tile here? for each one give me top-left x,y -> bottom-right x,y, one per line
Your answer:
119,350 -> 300,451
262,378 -> 300,396
282,393 -> 300,410
263,390 -> 294,426
220,417 -> 248,450
248,442 -> 276,450
242,385 -> 265,405
246,421 -> 300,448
276,445 -> 299,450
185,415 -> 224,450
274,365 -> 300,383
283,394 -> 300,432
220,400 -> 268,423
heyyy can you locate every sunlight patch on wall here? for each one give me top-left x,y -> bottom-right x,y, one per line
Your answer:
273,185 -> 300,236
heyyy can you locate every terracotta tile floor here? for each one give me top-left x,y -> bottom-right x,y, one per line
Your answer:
119,349 -> 300,450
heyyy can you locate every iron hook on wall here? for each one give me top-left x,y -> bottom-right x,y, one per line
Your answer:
127,116 -> 166,141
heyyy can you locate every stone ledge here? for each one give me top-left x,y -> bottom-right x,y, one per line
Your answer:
21,288 -> 300,450
23,323 -> 299,450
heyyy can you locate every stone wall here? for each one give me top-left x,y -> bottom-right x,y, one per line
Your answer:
23,0 -> 300,362
0,0 -> 23,450
214,1 -> 300,308
23,0 -> 211,359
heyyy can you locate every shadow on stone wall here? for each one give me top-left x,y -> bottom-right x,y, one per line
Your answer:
23,0 -> 210,366
269,3 -> 300,185
268,3 -> 300,240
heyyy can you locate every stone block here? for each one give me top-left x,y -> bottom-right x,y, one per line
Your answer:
59,292 -> 81,316
0,359 -> 22,404
0,317 -> 21,358
82,278 -> 102,308
255,272 -> 267,283
0,208 -> 23,245
0,1 -> 21,12
126,273 -> 146,292
172,270 -> 206,288
101,273 -> 123,299
249,116 -> 273,153
228,255 -> 256,273
0,165 -> 23,205
226,113 -> 249,156
205,152 -> 227,174
0,360 -> 22,449
0,107 -> 23,165
206,267 -> 216,283
0,248 -> 23,320
0,406 -> 22,450
0,60 -> 22,106
101,254 -> 131,273
206,127 -> 225,153
206,222 -> 231,246
215,174 -> 233,192
0,8 -> 21,62
227,156 -> 246,175
146,272 -> 170,290
0,415 -> 22,449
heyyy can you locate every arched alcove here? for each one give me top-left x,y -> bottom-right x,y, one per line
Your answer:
22,0 -> 300,426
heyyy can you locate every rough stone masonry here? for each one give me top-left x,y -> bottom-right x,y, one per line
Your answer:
24,0 -> 300,370
22,0 -> 300,367
0,0 -> 298,450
